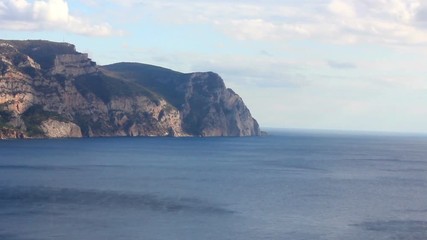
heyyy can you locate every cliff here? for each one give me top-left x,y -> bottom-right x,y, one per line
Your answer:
0,40 -> 260,138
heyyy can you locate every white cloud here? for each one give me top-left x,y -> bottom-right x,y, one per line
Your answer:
224,19 -> 278,41
191,56 -> 309,88
328,0 -> 356,18
0,0 -> 118,36
115,0 -> 427,45
327,60 -> 357,69
108,45 -> 311,89
325,0 -> 427,44
33,0 -> 69,22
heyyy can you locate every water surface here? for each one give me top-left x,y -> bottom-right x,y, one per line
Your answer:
1,131 -> 427,239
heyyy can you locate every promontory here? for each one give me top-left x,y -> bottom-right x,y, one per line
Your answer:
0,40 -> 260,139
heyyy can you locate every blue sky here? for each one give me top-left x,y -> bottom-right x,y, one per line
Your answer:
1,0 -> 427,133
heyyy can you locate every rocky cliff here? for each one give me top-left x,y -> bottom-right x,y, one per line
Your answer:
0,40 -> 260,138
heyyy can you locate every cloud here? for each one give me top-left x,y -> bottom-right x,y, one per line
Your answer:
415,3 -> 427,25
328,0 -> 356,18
324,0 -> 427,44
327,60 -> 357,69
376,75 -> 427,90
113,45 -> 309,89
189,56 -> 309,88
0,0 -> 119,36
113,0 -> 427,45
7,0 -> 422,46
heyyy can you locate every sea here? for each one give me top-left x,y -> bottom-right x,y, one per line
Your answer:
1,130 -> 427,240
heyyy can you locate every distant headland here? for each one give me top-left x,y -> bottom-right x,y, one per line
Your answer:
0,40 -> 260,139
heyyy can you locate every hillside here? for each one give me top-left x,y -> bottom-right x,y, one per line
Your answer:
0,40 -> 260,138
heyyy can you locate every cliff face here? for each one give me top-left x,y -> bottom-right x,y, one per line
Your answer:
177,72 -> 259,136
52,53 -> 97,76
0,40 -> 260,138
103,64 -> 261,137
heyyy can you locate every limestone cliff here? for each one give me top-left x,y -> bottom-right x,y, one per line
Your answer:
103,64 -> 261,137
0,40 -> 260,138
41,119 -> 82,138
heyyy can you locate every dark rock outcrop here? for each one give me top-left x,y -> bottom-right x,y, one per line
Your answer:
0,40 -> 260,138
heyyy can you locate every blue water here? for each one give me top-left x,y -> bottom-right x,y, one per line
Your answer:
1,131 -> 427,240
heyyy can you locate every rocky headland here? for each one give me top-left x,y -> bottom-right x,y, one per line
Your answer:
0,40 -> 260,139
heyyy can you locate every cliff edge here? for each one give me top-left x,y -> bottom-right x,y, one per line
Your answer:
0,40 -> 260,138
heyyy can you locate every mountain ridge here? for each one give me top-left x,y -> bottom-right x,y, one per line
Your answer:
0,40 -> 261,139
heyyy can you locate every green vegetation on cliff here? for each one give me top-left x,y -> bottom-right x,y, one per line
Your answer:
0,110 -> 12,127
2,40 -> 76,70
103,63 -> 187,108
0,40 -> 261,138
21,105 -> 67,136
75,73 -> 159,103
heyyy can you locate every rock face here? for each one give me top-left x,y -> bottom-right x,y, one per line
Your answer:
52,53 -> 97,76
183,72 -> 260,137
0,40 -> 260,138
41,119 -> 82,138
104,63 -> 261,137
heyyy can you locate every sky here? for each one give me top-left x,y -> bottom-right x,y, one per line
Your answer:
1,0 -> 427,133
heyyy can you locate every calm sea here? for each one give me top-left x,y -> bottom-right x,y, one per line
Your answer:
1,130 -> 427,240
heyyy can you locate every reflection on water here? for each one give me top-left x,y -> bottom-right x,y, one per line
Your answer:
0,165 -> 80,171
355,220 -> 427,240
0,186 -> 233,214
